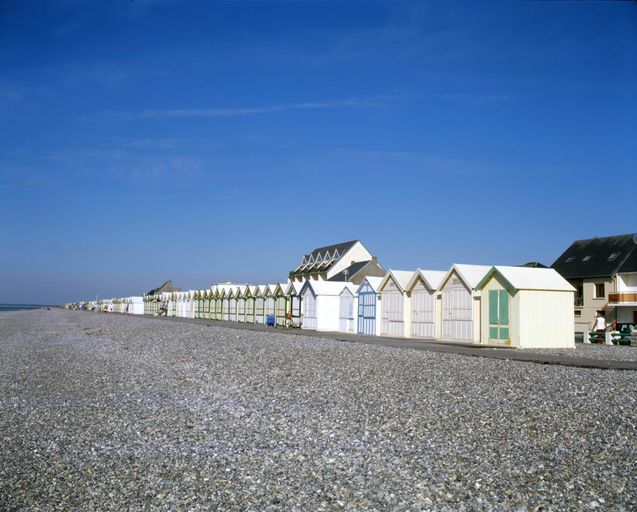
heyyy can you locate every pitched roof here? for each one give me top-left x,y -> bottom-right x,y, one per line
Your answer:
441,264 -> 492,290
327,259 -> 384,282
146,280 -> 180,295
551,233 -> 637,278
407,269 -> 447,291
379,269 -> 415,293
301,280 -> 354,297
477,266 -> 575,292
357,276 -> 383,293
289,240 -> 360,277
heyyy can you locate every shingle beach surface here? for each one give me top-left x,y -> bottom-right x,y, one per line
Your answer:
1,310 -> 636,511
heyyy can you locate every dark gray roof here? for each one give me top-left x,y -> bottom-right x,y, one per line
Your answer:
551,233 -> 637,279
289,240 -> 360,277
328,260 -> 384,282
147,280 -> 181,295
519,261 -> 547,268
308,240 -> 358,260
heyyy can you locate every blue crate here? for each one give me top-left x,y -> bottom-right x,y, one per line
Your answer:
266,314 -> 276,327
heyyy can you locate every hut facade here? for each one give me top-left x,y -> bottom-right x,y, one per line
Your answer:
285,281 -> 303,327
378,270 -> 415,337
406,269 -> 446,339
437,264 -> 491,342
300,281 -> 348,331
356,276 -> 383,336
338,283 -> 359,333
476,266 -> 575,348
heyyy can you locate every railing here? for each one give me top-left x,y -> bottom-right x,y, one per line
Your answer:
608,293 -> 637,303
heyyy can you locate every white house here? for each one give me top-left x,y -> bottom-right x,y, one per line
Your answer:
378,270 -> 415,337
406,269 -> 447,339
476,266 -> 575,348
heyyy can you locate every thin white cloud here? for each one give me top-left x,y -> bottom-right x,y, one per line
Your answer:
116,96 -> 392,120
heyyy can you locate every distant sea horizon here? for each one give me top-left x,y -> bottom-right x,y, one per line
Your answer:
0,304 -> 56,312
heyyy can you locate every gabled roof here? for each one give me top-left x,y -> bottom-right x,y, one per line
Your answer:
289,240 -> 361,277
551,233 -> 637,279
327,259 -> 384,282
440,264 -> 492,290
378,270 -> 415,293
300,280 -> 354,297
357,276 -> 383,293
338,283 -> 359,296
406,269 -> 447,291
477,266 -> 575,292
147,280 -> 180,295
285,281 -> 304,295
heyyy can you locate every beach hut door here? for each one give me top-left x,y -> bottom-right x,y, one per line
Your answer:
488,290 -> 509,342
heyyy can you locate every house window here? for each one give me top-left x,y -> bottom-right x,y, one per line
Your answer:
594,283 -> 605,299
565,257 -> 575,263
574,310 -> 581,317
608,252 -> 620,261
582,255 -> 592,262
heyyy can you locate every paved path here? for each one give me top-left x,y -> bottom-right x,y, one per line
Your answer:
127,314 -> 637,371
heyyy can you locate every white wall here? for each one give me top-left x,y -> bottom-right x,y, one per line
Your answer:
617,273 -> 637,292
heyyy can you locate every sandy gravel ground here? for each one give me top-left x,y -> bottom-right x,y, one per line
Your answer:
1,309 -> 635,511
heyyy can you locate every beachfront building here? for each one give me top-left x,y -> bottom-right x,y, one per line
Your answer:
552,233 -> 637,336
476,266 -> 575,348
300,281 -> 350,331
378,270 -> 415,337
437,264 -> 491,343
288,240 -> 380,283
356,276 -> 383,336
253,285 -> 267,324
285,281 -> 303,327
406,269 -> 447,339
338,283 -> 359,333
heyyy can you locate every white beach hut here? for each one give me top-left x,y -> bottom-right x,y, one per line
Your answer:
406,269 -> 447,339
243,285 -> 257,324
476,266 -> 575,348
285,281 -> 303,327
254,285 -> 267,324
338,283 -> 359,333
437,264 -> 491,342
300,281 -> 349,332
378,270 -> 415,337
273,283 -> 288,327
356,276 -> 383,336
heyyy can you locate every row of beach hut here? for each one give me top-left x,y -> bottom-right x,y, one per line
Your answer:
135,264 -> 574,348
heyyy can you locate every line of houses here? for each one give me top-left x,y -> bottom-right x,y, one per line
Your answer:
68,235 -> 637,349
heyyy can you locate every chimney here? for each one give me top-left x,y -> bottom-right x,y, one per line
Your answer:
372,255 -> 378,263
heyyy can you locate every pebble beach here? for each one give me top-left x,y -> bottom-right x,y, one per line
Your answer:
1,309 -> 636,511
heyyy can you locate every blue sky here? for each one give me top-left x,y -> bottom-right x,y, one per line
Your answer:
0,1 -> 635,304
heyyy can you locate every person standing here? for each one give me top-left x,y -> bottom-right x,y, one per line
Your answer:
592,312 -> 607,344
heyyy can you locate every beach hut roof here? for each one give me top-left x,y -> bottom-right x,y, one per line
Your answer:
285,281 -> 304,295
407,269 -> 447,291
379,269 -> 415,293
439,264 -> 492,290
358,276 -> 383,293
476,266 -> 575,292
300,280 -> 354,297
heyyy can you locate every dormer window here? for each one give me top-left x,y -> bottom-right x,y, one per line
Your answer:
565,257 -> 575,263
333,249 -> 340,260
608,252 -> 620,261
582,255 -> 592,262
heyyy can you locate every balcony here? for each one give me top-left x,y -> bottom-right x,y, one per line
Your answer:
608,293 -> 637,304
